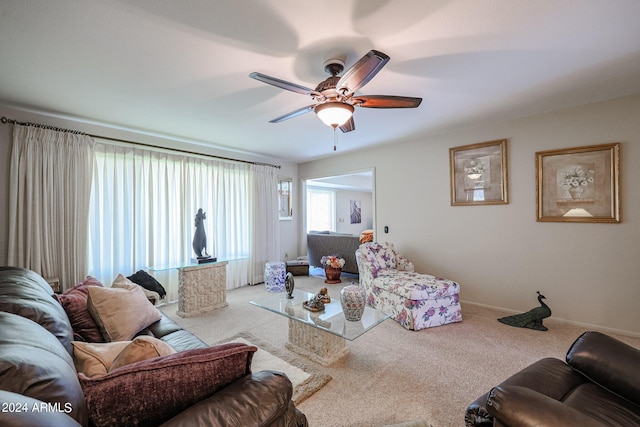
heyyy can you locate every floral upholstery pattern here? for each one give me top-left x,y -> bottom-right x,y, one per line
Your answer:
356,242 -> 462,331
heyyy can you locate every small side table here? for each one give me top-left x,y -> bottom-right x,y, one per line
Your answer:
177,261 -> 228,317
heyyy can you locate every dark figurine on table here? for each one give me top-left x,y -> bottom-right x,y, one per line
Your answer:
192,208 -> 215,263
193,208 -> 208,258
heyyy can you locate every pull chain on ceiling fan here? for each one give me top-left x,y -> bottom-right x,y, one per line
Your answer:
249,50 -> 422,151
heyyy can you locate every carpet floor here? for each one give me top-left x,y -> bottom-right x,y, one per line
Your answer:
161,272 -> 640,427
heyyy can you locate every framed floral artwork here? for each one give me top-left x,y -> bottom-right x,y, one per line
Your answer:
536,143 -> 620,223
449,139 -> 508,206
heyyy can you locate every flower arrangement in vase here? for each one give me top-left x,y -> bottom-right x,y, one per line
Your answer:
562,166 -> 594,199
321,254 -> 345,284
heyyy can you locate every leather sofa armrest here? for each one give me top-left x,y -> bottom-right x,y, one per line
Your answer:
566,331 -> 640,405
159,370 -> 308,427
486,385 -> 605,427
465,358 -> 586,426
464,392 -> 492,426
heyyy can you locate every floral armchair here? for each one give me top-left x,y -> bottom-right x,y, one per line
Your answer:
356,242 -> 462,331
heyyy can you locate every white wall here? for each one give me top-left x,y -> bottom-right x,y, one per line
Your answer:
299,94 -> 640,336
335,189 -> 373,234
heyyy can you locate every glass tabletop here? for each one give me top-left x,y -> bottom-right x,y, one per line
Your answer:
250,289 -> 391,341
147,257 -> 247,271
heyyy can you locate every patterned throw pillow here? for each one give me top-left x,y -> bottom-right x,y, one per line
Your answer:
376,242 -> 398,269
79,343 -> 256,427
362,242 -> 398,276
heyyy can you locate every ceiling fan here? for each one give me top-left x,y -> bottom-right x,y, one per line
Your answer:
249,50 -> 422,136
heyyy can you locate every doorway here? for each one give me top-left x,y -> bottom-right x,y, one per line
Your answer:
303,170 -> 375,234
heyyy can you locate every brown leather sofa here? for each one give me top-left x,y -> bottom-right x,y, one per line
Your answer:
0,266 -> 308,427
465,330 -> 640,426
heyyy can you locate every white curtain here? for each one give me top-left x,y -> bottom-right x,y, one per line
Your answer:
87,142 -> 257,298
306,187 -> 336,232
8,124 -> 95,289
249,165 -> 280,284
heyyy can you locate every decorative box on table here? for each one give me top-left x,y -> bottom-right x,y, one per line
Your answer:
286,259 -> 309,276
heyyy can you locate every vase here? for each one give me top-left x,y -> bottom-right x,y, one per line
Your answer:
568,186 -> 585,199
340,282 -> 366,321
324,266 -> 342,284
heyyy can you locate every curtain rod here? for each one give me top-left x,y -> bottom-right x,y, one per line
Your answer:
1,116 -> 281,169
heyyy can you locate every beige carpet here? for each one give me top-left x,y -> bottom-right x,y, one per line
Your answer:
218,332 -> 331,404
161,273 -> 640,427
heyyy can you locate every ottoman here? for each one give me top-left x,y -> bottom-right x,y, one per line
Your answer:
286,259 -> 309,276
264,261 -> 286,292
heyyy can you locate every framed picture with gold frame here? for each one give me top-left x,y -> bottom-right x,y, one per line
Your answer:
449,139 -> 508,206
536,143 -> 620,223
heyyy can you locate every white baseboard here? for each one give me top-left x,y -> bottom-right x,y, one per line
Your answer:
461,299 -> 640,339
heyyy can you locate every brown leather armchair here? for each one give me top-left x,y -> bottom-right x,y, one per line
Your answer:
465,331 -> 640,426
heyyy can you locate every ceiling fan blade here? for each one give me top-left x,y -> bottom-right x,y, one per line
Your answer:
353,95 -> 422,108
249,72 -> 317,96
336,50 -> 390,96
269,104 -> 315,123
339,117 -> 355,133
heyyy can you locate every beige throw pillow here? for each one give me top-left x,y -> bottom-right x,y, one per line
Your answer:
87,285 -> 162,342
72,336 -> 176,378
110,336 -> 176,371
72,341 -> 130,378
112,274 -> 161,305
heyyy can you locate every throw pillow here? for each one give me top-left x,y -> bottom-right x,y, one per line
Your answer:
72,336 -> 176,378
360,229 -> 374,243
112,274 -> 162,305
110,336 -> 176,371
79,343 -> 256,427
87,285 -> 162,342
53,276 -> 105,342
371,242 -> 397,270
72,341 -> 130,378
127,270 -> 167,299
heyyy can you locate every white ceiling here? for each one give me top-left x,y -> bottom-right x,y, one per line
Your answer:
2,0 -> 640,163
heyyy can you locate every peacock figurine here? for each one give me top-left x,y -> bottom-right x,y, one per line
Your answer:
498,291 -> 551,331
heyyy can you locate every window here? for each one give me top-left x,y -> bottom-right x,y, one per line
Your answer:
87,142 -> 254,296
306,187 -> 336,232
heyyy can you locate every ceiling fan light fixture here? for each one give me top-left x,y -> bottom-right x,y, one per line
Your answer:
315,102 -> 354,128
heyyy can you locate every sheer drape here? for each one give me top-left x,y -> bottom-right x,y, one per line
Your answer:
87,142 -> 256,298
306,187 -> 336,232
8,124 -> 95,289
249,165 -> 280,284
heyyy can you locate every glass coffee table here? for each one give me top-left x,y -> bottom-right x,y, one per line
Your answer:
250,289 -> 390,366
